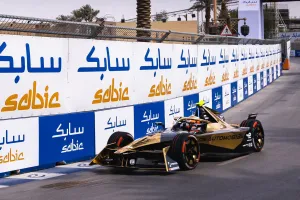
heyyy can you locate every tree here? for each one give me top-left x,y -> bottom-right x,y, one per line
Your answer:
56,4 -> 100,22
190,0 -> 234,34
218,0 -> 231,29
229,8 -> 238,19
190,0 -> 212,34
154,10 -> 169,22
56,15 -> 79,22
136,0 -> 151,41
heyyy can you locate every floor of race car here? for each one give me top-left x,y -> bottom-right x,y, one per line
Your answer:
1,58 -> 300,199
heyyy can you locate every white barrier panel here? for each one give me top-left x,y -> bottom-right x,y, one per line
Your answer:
0,117 -> 39,173
94,106 -> 134,154
134,42 -> 179,102
0,34 -> 282,120
68,39 -> 135,112
171,44 -> 198,97
0,36 -> 68,119
222,84 -> 231,110
164,97 -> 184,128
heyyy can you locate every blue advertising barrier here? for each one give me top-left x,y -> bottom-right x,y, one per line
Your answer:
39,112 -> 95,166
133,101 -> 165,139
253,75 -> 257,94
231,81 -> 238,107
183,93 -> 199,117
212,87 -> 223,113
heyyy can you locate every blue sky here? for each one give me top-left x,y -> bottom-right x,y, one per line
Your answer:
0,0 -> 299,22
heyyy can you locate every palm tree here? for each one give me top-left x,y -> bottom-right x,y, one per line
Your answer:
56,4 -> 100,22
190,0 -> 212,34
190,0 -> 229,34
136,0 -> 151,41
72,4 -> 100,22
218,0 -> 231,29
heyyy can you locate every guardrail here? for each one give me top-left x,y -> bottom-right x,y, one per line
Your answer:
0,14 -> 283,45
0,14 -> 284,178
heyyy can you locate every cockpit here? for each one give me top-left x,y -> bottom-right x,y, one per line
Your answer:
170,105 -> 228,134
171,117 -> 208,134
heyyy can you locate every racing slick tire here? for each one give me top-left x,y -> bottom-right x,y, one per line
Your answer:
240,119 -> 264,152
107,131 -> 134,147
107,132 -> 136,173
169,133 -> 200,171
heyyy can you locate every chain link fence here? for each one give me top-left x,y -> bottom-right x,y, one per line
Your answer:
0,14 -> 285,45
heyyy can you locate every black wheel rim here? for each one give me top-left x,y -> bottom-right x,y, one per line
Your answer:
254,125 -> 264,149
183,137 -> 199,167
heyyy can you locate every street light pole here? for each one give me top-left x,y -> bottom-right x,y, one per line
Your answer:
197,8 -> 200,34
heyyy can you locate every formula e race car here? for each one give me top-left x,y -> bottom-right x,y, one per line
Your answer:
90,103 -> 264,172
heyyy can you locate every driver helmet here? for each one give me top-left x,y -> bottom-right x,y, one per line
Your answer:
196,100 -> 205,107
195,100 -> 206,118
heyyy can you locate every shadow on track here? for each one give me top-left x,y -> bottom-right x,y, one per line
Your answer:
87,153 -> 250,176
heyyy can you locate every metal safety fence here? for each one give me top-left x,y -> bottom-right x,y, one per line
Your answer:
0,14 -> 285,45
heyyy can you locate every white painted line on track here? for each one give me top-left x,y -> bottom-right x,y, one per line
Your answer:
6,172 -> 65,180
217,155 -> 249,166
56,161 -> 101,169
0,185 -> 9,189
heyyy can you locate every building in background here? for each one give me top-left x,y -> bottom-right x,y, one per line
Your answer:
116,20 -> 198,43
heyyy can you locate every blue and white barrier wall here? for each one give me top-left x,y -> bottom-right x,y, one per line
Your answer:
0,34 -> 282,177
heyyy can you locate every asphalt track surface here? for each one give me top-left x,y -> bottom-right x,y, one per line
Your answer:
1,58 -> 300,200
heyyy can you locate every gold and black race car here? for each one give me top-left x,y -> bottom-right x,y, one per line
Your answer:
90,104 -> 264,172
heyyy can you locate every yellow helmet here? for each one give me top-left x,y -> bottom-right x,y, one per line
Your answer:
196,100 -> 205,107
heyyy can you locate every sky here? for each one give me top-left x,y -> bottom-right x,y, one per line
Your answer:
0,0 -> 299,22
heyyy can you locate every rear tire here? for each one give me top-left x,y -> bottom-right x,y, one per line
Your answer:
169,134 -> 200,170
107,131 -> 134,147
240,119 -> 264,152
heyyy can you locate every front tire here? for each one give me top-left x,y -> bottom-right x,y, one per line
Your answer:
107,131 -> 134,147
169,133 -> 200,170
240,119 -> 264,152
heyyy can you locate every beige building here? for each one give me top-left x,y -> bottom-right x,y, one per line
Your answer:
116,21 -> 197,33
0,20 -> 198,43
115,20 -> 198,43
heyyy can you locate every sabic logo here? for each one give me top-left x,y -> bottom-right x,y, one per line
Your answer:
250,65 -> 255,73
204,71 -> 216,86
93,78 -> 129,104
148,75 -> 171,97
0,148 -> 25,164
233,69 -> 239,78
222,70 -> 229,82
256,64 -> 260,71
242,66 -> 247,76
182,73 -> 197,92
0,131 -> 25,164
1,81 -> 60,112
